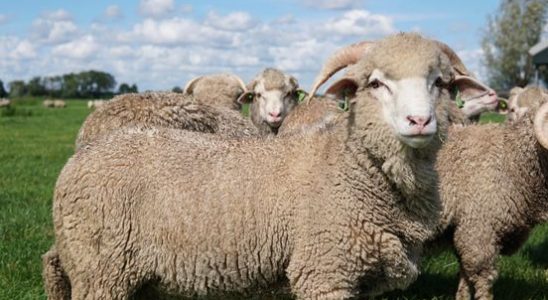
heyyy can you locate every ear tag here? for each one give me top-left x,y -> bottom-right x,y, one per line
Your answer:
297,90 -> 306,103
338,88 -> 351,111
247,93 -> 254,101
455,90 -> 465,109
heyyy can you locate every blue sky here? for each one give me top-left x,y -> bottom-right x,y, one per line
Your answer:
0,0 -> 501,91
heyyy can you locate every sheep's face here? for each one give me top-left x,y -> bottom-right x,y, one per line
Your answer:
363,68 -> 449,148
252,81 -> 299,127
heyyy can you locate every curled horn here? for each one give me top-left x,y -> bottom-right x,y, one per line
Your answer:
307,41 -> 373,102
183,76 -> 204,94
433,40 -> 469,76
534,101 -> 548,149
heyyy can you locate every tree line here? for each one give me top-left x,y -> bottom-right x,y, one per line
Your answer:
0,70 -> 138,99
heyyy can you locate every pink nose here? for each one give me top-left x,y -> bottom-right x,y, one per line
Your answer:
269,111 -> 281,118
406,115 -> 432,129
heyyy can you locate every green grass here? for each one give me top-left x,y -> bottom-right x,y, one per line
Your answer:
0,102 -> 546,299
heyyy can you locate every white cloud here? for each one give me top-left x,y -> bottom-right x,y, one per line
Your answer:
105,5 -> 123,19
205,11 -> 257,31
31,10 -> 78,44
323,10 -> 395,37
139,0 -> 175,18
131,18 -> 236,46
52,35 -> 100,60
181,4 -> 193,14
12,40 -> 37,59
302,0 -> 364,10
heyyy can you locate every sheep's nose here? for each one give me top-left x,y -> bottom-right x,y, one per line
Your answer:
406,115 -> 432,128
269,111 -> 281,118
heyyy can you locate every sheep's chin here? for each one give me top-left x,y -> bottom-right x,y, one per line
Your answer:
397,134 -> 434,149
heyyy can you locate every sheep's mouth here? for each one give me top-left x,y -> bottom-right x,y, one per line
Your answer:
398,133 -> 435,148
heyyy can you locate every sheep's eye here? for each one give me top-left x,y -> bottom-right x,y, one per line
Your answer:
368,79 -> 382,89
255,93 -> 261,99
286,91 -> 292,97
434,77 -> 444,88
510,108 -> 515,113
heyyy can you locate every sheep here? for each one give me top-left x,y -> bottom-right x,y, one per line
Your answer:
43,100 -> 54,108
75,92 -> 257,149
53,100 -> 66,108
87,99 -> 106,110
506,86 -> 547,122
45,33 -> 467,299
434,97 -> 548,300
0,98 -> 10,108
277,95 -> 342,137
184,73 -> 247,111
237,68 -> 304,135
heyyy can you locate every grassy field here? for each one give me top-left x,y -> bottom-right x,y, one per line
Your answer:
0,99 -> 546,299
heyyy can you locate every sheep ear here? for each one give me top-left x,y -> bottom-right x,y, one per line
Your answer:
325,78 -> 359,100
237,91 -> 255,104
183,76 -> 203,95
452,75 -> 494,101
534,101 -> 548,149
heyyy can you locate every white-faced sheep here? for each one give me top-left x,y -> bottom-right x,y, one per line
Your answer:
184,73 -> 247,111
45,33 -> 470,299
507,86 -> 547,122
75,92 -> 257,149
0,98 -> 11,108
434,96 -> 548,300
237,68 -> 304,135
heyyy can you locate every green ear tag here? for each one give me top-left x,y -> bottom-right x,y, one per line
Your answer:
498,99 -> 508,110
455,91 -> 465,109
297,90 -> 307,103
338,90 -> 350,112
247,93 -> 254,101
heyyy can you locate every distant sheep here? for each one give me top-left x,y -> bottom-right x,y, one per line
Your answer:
507,86 -> 547,122
87,99 -> 106,109
434,97 -> 548,300
43,100 -> 54,108
237,68 -> 303,135
53,100 -> 66,108
0,98 -> 10,108
45,33 -> 459,299
184,73 -> 247,111
75,92 -> 257,149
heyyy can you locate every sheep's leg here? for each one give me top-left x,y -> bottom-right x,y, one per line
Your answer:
42,247 -> 71,300
454,227 -> 497,300
456,269 -> 472,300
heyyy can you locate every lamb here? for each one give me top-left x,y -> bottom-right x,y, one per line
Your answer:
506,86 -> 547,122
183,73 -> 247,111
87,99 -> 106,110
434,97 -> 548,300
45,33 -> 470,299
74,92 -> 258,149
0,98 -> 10,107
237,68 -> 304,135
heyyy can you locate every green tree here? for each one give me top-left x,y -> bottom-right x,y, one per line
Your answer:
129,84 -> 138,93
0,80 -> 7,98
118,83 -> 131,94
172,86 -> 183,93
28,76 -> 46,96
482,0 -> 548,91
8,80 -> 27,97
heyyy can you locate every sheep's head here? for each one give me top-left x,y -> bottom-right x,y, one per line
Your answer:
311,33 -> 491,149
238,68 -> 304,130
184,73 -> 247,111
452,76 -> 498,119
507,87 -> 547,122
534,98 -> 548,150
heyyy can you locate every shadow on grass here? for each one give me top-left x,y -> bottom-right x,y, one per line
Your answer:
522,236 -> 548,268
